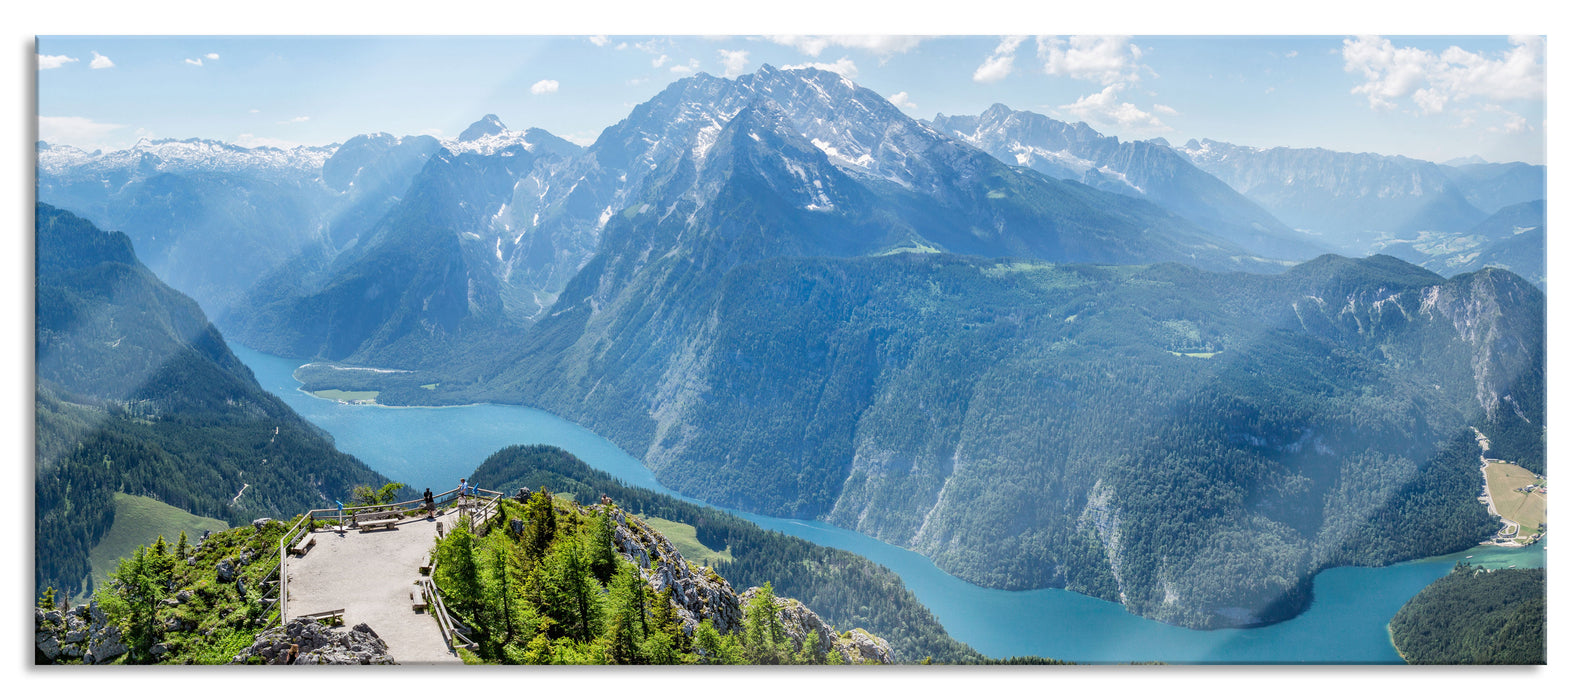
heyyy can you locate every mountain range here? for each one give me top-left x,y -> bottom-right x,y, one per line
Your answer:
35,64 -> 1546,629
1176,138 -> 1545,254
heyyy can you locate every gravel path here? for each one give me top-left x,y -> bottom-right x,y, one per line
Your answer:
284,506 -> 470,664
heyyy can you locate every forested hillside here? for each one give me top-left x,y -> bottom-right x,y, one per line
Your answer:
1389,563 -> 1545,664
35,203 -> 394,598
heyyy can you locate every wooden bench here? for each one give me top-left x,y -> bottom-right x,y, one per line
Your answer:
355,511 -> 400,532
289,534 -> 317,556
299,608 -> 345,627
410,582 -> 428,612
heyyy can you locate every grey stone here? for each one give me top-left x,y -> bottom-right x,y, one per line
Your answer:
252,518 -> 274,530
216,558 -> 237,583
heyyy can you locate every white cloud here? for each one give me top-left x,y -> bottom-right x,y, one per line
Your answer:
651,54 -> 669,68
781,57 -> 858,79
589,35 -> 610,47
249,108 -> 260,114
768,35 -> 922,58
185,58 -> 203,66
1285,50 -> 1299,59
38,115 -> 126,149
205,53 -> 219,60
719,49 -> 750,78
669,58 -> 700,75
1153,103 -> 1178,116
89,51 -> 114,69
1059,84 -> 1170,131
887,91 -> 917,110
1036,35 -> 1143,86
531,79 -> 560,95
973,35 -> 1026,83
38,54 -> 77,70
277,116 -> 310,124
1343,35 -> 1545,114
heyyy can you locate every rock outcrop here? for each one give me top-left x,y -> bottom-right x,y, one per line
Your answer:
599,503 -> 894,664
35,600 -> 127,664
741,587 -> 895,665
607,507 -> 742,635
230,619 -> 395,665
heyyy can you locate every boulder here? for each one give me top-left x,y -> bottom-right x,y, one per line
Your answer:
252,518 -> 274,530
230,619 -> 395,665
216,558 -> 237,583
87,627 -> 127,663
834,629 -> 895,665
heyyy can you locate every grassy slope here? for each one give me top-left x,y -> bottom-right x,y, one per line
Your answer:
640,515 -> 734,566
87,493 -> 230,591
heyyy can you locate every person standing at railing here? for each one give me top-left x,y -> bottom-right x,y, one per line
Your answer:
458,478 -> 469,517
423,487 -> 435,517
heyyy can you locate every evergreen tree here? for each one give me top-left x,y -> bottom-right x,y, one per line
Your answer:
484,533 -> 521,644
542,538 -> 601,642
740,582 -> 793,664
584,513 -> 618,585
693,619 -> 745,665
107,546 -> 163,662
434,520 -> 484,620
602,564 -> 646,664
525,487 -> 557,560
797,632 -> 825,665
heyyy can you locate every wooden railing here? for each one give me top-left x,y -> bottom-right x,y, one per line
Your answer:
274,485 -> 503,622
421,578 -> 476,652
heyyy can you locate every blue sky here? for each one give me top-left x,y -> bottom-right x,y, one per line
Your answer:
36,34 -> 1546,164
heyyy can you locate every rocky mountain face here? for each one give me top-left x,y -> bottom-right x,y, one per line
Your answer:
934,105 -> 1320,261
449,249 -> 1538,628
1176,138 -> 1495,252
224,122 -> 582,365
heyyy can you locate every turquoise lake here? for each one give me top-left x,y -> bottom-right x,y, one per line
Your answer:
236,345 -> 1546,664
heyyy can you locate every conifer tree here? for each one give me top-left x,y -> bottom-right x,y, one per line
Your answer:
740,582 -> 793,664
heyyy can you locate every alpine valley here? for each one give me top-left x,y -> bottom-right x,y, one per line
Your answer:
37,62 -> 1545,636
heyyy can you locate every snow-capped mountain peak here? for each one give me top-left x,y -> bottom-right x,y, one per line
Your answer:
459,114 -> 509,142
35,137 -> 338,176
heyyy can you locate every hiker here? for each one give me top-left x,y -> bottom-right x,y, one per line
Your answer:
423,487 -> 434,516
458,478 -> 468,511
